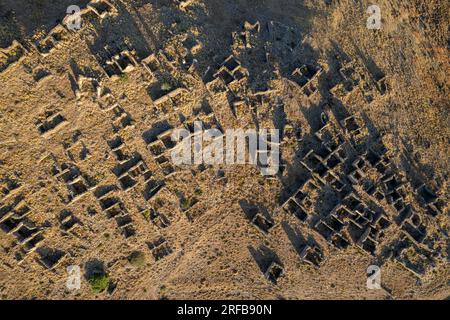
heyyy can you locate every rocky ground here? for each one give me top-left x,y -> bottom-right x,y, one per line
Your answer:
0,0 -> 448,299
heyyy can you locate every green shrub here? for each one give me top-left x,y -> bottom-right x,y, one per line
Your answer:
141,209 -> 151,221
128,251 -> 146,267
180,198 -> 190,211
161,82 -> 172,92
89,272 -> 110,293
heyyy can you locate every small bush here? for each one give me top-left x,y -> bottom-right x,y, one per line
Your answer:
141,209 -> 151,221
89,272 -> 110,293
120,73 -> 129,82
180,198 -> 190,211
128,251 -> 146,267
161,82 -> 172,92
